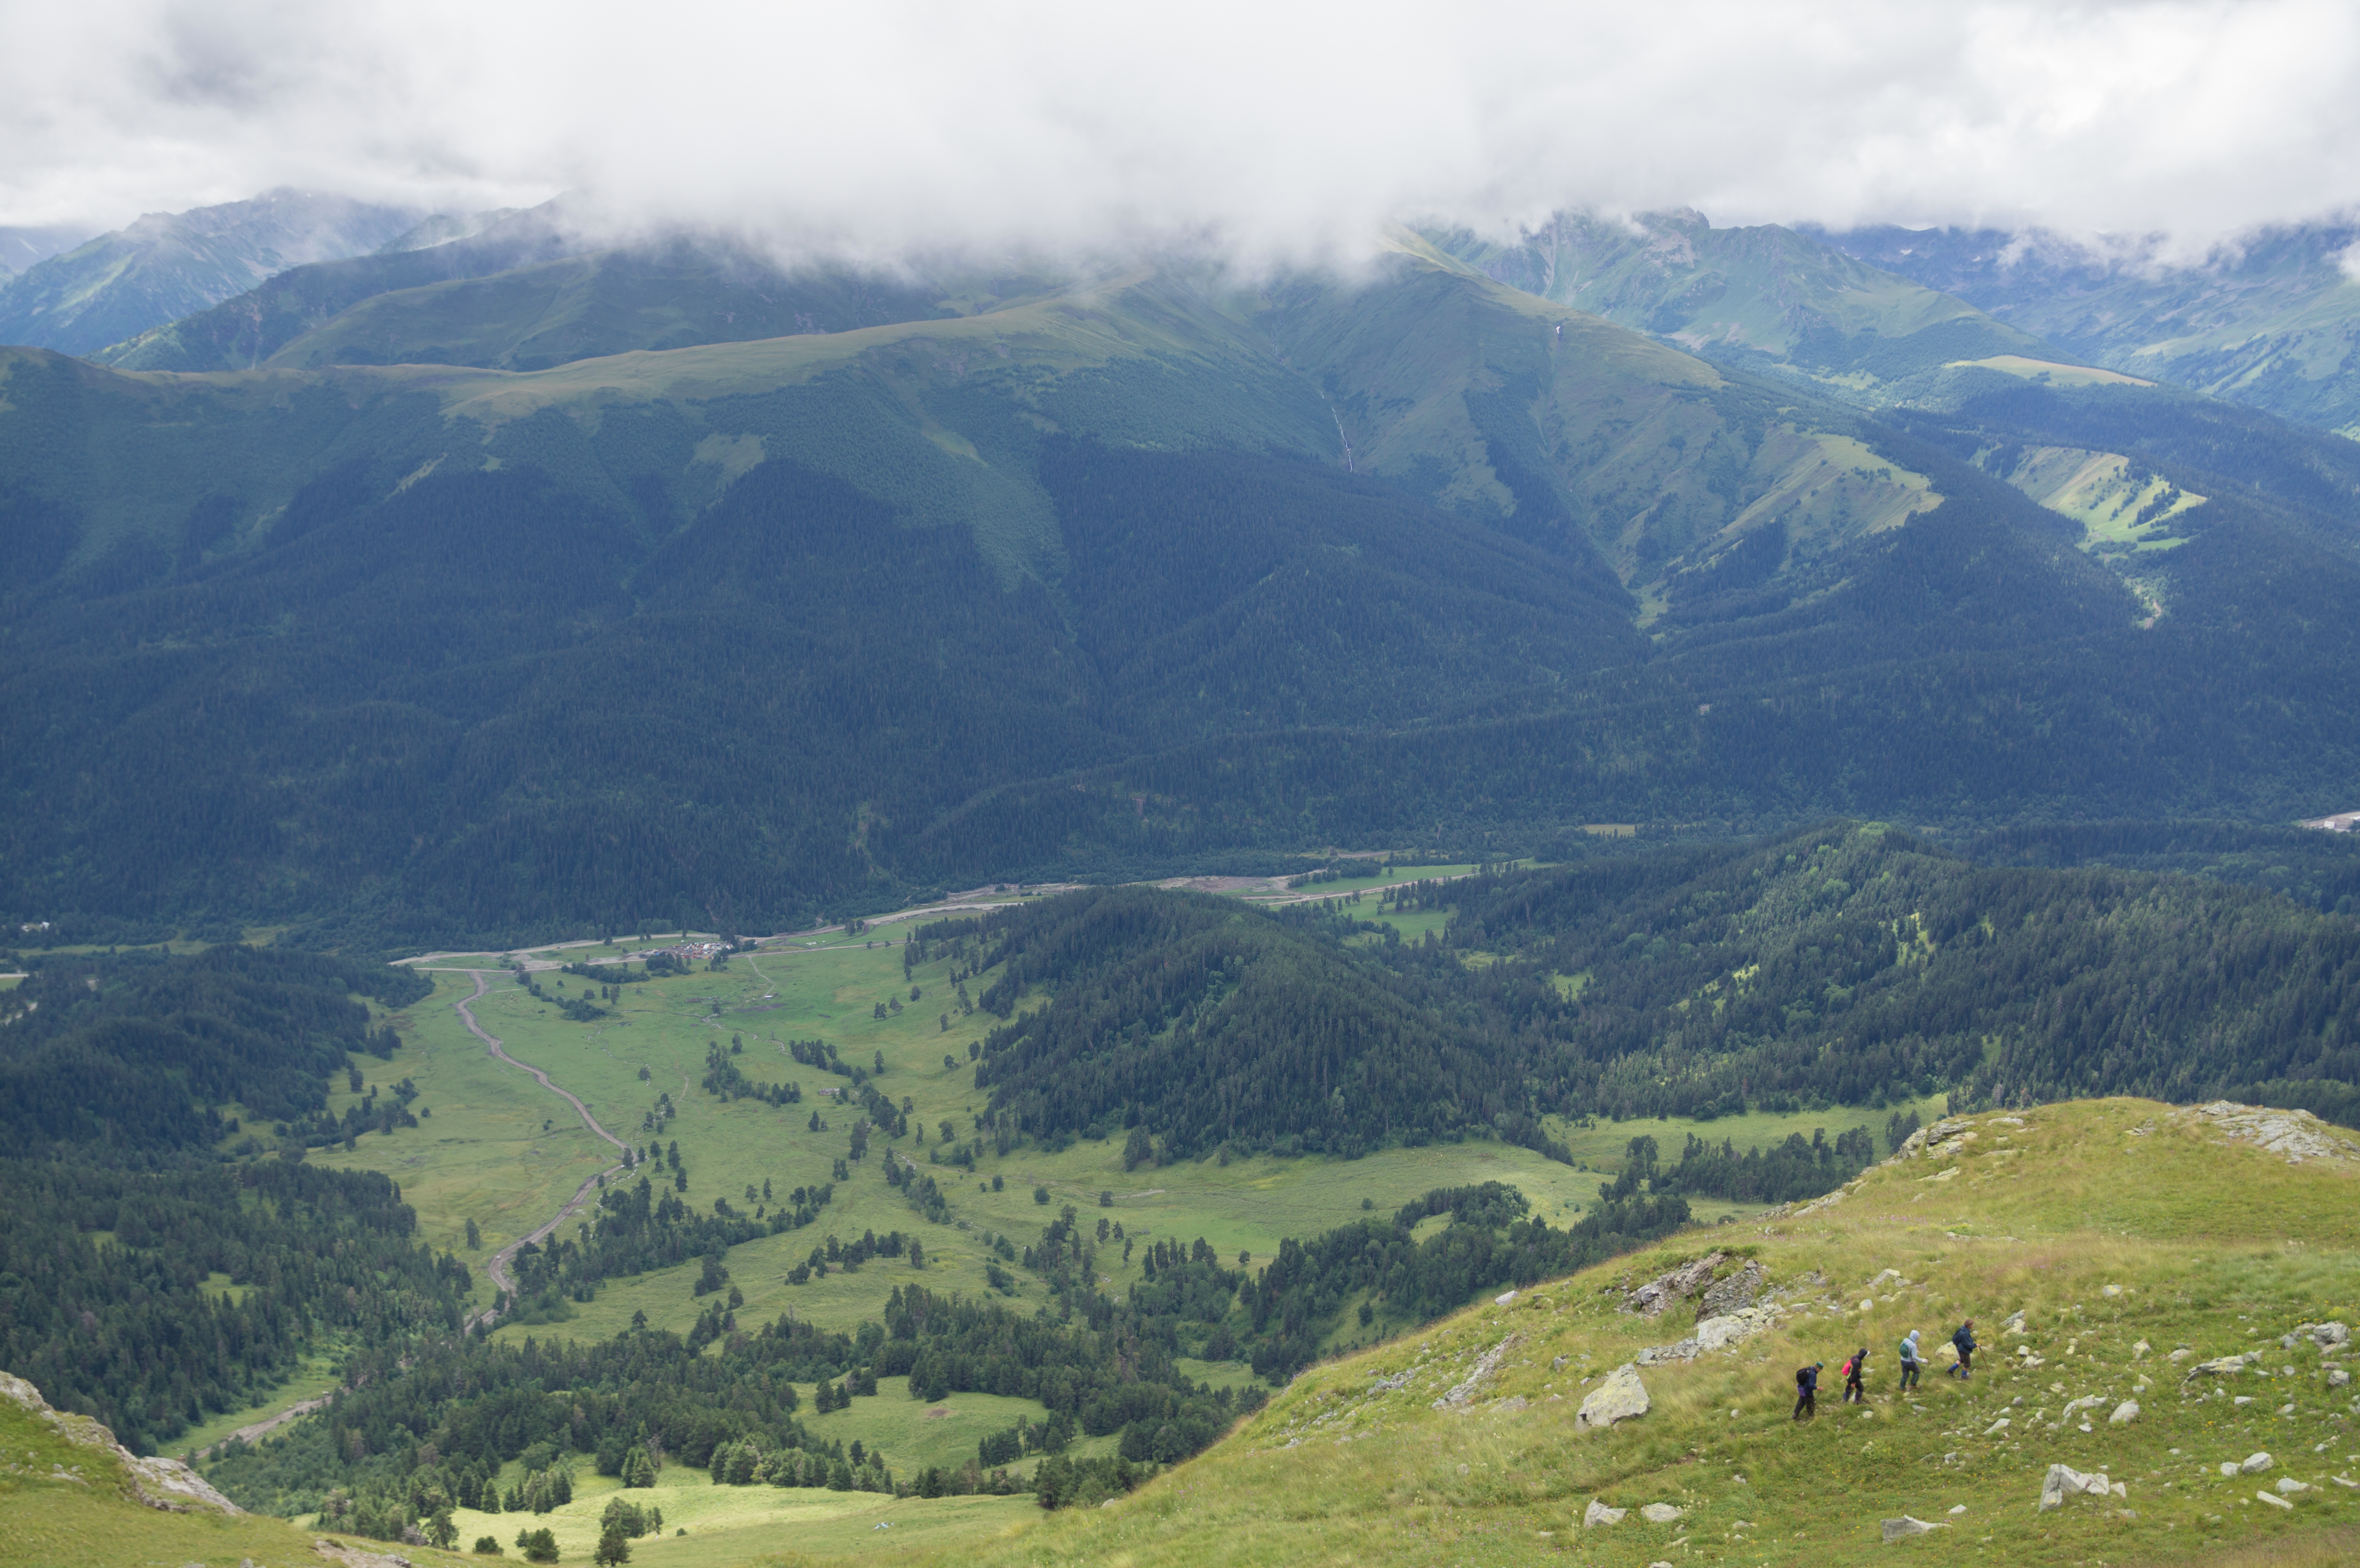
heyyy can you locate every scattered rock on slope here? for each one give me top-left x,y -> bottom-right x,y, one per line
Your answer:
2187,1352 -> 2262,1380
2039,1464 -> 2116,1509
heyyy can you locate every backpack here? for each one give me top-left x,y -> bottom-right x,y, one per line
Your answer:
1953,1325 -> 1972,1351
1840,1357 -> 1857,1379
1795,1366 -> 1813,1390
1900,1338 -> 1917,1362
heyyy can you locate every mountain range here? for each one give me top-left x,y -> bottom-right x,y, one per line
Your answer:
1822,218 -> 2360,440
0,189 -> 431,357
2,194 -> 2360,945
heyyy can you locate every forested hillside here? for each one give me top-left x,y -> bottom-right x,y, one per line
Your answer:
0,945 -> 427,1157
942,826 -> 2360,1146
1440,824 -> 2360,1123
953,887 -> 1573,1162
0,944 -> 473,1457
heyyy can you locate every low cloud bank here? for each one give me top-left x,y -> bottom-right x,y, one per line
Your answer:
4,0 -> 2356,264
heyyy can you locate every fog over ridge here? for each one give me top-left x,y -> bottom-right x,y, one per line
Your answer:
3,0 -> 2357,267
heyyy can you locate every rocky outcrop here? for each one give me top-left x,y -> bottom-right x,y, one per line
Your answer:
1636,1304 -> 1781,1365
1431,1335 -> 1518,1411
1697,1260 -> 1767,1318
1575,1364 -> 1650,1431
0,1369 -> 241,1515
1623,1253 -> 1725,1316
2180,1102 -> 2360,1164
1583,1499 -> 1626,1528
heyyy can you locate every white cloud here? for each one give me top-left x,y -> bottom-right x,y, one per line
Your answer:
1,0 -> 2355,257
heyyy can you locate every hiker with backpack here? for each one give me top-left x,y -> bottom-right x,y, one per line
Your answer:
1947,1319 -> 1978,1379
1793,1361 -> 1822,1421
1898,1329 -> 1923,1391
1842,1346 -> 1868,1403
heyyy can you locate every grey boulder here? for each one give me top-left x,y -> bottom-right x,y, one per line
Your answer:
1575,1364 -> 1651,1432
2039,1464 -> 2113,1509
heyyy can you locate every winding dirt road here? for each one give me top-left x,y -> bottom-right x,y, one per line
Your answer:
450,969 -> 633,1325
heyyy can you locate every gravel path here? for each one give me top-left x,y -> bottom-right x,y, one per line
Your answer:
449,969 -> 632,1327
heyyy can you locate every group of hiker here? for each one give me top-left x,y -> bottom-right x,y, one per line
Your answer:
1792,1320 -> 1977,1419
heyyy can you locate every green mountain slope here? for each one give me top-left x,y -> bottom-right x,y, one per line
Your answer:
1425,210 -> 2058,401
4,246 -> 2359,942
949,1096 -> 2360,1567
1258,238 -> 1952,610
1825,221 -> 2360,441
0,1369 -> 372,1568
0,189 -> 422,357
94,206 -> 987,375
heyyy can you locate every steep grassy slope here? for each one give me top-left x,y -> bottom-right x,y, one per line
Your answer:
1825,221 -> 2360,441
0,190 -> 422,357
0,1368 -> 456,1568
944,1098 -> 2360,1567
1426,210 -> 2055,400
101,229 -> 980,376
1256,236 -> 1952,605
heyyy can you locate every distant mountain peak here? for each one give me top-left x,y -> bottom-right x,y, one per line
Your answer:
0,188 -> 423,356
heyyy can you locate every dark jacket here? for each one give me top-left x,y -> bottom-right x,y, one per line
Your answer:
1953,1325 -> 1977,1353
1795,1365 -> 1819,1392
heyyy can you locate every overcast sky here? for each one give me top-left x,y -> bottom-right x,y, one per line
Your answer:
2,0 -> 2355,259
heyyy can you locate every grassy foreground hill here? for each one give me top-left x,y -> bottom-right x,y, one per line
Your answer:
0,1368 -> 467,1568
923,1098 -> 2360,1568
